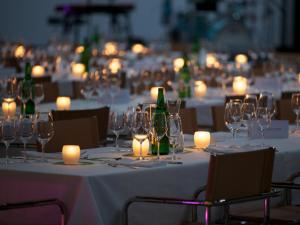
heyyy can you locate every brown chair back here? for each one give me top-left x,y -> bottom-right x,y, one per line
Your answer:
205,148 -> 275,202
72,81 -> 84,99
211,105 -> 228,131
276,99 -> 295,123
44,117 -> 99,152
281,91 -> 300,99
179,108 -> 198,134
42,82 -> 60,103
51,107 -> 109,143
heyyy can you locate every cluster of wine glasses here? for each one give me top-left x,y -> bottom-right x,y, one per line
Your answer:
0,112 -> 54,166
224,92 -> 276,145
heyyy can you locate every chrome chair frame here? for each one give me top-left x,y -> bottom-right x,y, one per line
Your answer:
0,198 -> 67,225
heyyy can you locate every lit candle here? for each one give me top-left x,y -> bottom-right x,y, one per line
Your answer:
132,137 -> 149,157
194,131 -> 210,149
14,45 -> 25,58
56,97 -> 71,110
108,58 -> 122,74
32,65 -> 45,77
150,87 -> 162,102
173,57 -> 184,72
235,54 -> 248,65
62,145 -> 80,165
132,43 -> 145,54
194,81 -> 207,98
103,42 -> 118,56
232,76 -> 248,95
206,54 -> 217,68
71,63 -> 85,78
75,45 -> 84,54
2,98 -> 16,118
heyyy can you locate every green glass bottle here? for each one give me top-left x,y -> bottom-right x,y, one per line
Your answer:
21,62 -> 35,115
151,88 -> 169,155
178,55 -> 191,99
80,39 -> 91,73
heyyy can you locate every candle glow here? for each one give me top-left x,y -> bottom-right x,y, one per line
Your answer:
206,54 -> 217,68
14,45 -> 26,58
2,98 -> 16,118
173,58 -> 184,72
62,145 -> 80,165
235,54 -> 248,65
132,137 -> 149,157
232,76 -> 248,95
56,97 -> 71,110
150,87 -> 162,102
71,63 -> 85,78
194,81 -> 207,98
194,131 -> 210,149
103,42 -> 118,56
32,65 -> 45,77
108,58 -> 122,74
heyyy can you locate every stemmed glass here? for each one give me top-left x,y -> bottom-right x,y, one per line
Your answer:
109,111 -> 125,151
244,94 -> 258,109
257,107 -> 271,146
36,112 -> 54,162
224,101 -> 242,139
151,112 -> 168,160
18,81 -> 32,115
34,84 -> 44,113
1,118 -> 17,166
258,92 -> 276,118
291,93 -> 300,131
166,98 -> 181,116
241,103 -> 256,136
132,111 -> 150,160
109,81 -> 120,106
18,115 -> 34,162
125,106 -> 136,137
167,115 -> 182,160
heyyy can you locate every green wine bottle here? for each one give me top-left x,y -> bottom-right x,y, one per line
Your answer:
21,62 -> 35,115
151,88 -> 169,155
178,55 -> 191,98
80,38 -> 91,73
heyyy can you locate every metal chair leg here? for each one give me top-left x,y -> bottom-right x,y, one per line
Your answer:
205,207 -> 211,225
263,197 -> 270,225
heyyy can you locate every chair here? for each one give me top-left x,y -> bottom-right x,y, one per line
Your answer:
277,99 -> 296,123
42,82 -> 60,103
0,198 -> 67,225
211,105 -> 228,132
281,91 -> 300,99
179,108 -> 198,134
123,148 -> 279,225
44,116 -> 99,152
51,107 -> 109,144
72,81 -> 84,99
230,172 -> 300,224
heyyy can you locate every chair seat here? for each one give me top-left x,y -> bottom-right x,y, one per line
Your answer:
231,205 -> 300,224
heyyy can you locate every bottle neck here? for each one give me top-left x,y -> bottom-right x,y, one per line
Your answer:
24,63 -> 32,80
156,89 -> 165,109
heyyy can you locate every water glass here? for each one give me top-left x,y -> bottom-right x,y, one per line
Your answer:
257,107 -> 271,146
151,112 -> 167,160
224,101 -> 241,139
1,118 -> 17,166
18,115 -> 34,162
167,115 -> 182,160
109,111 -> 125,151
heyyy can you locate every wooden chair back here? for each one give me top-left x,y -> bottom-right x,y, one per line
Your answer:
42,82 -> 60,103
281,91 -> 300,99
205,148 -> 275,202
276,99 -> 296,123
51,107 -> 109,143
44,117 -> 99,152
211,105 -> 228,131
179,108 -> 198,134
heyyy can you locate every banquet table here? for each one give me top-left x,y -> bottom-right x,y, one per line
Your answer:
1,131 -> 300,225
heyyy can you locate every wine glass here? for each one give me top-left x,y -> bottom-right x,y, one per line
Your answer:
241,103 -> 256,136
36,112 -> 54,162
151,112 -> 167,160
18,115 -> 34,162
166,98 -> 181,116
167,115 -> 182,160
1,118 -> 17,166
34,84 -> 44,112
109,111 -> 125,151
125,106 -> 136,137
258,92 -> 276,118
257,107 -> 271,146
109,82 -> 120,106
244,94 -> 258,109
224,101 -> 242,139
291,93 -> 300,131
132,111 -> 150,160
18,81 -> 32,115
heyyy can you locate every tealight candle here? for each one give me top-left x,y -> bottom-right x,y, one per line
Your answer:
14,45 -> 25,58
206,54 -> 217,68
194,131 -> 210,149
103,42 -> 118,56
173,57 -> 184,72
75,45 -> 84,54
194,81 -> 207,98
132,43 -> 145,54
132,137 -> 149,157
150,87 -> 162,102
56,97 -> 71,110
2,98 -> 16,118
232,76 -> 248,95
108,58 -> 122,74
62,145 -> 80,165
71,63 -> 85,78
235,54 -> 248,65
32,65 -> 45,77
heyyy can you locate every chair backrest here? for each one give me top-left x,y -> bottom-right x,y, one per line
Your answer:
281,91 -> 300,99
276,99 -> 295,123
211,105 -> 228,132
205,148 -> 275,202
43,82 -> 60,103
44,117 -> 99,152
179,108 -> 198,134
72,81 -> 84,99
51,107 -> 109,143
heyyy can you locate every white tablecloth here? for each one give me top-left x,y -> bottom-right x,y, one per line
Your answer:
1,131 -> 300,225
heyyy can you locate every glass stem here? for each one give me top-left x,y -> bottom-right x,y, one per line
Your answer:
172,143 -> 176,161
139,141 -> 143,160
157,140 -> 160,160
115,133 -> 119,150
23,142 -> 27,162
261,129 -> 265,146
5,144 -> 9,167
41,143 -> 45,162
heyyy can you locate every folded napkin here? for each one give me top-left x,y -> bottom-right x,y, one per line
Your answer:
109,158 -> 167,168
